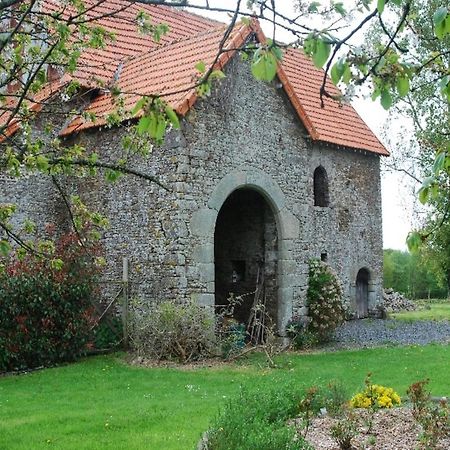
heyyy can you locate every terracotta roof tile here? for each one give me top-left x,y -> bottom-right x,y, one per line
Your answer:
279,48 -> 388,155
60,23 -> 250,135
44,0 -> 220,87
0,74 -> 71,143
4,1 -> 388,156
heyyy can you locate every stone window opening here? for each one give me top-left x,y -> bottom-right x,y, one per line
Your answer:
231,260 -> 246,283
356,268 -> 370,318
313,166 -> 330,207
320,252 -> 328,262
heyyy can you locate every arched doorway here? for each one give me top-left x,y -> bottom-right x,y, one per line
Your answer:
214,188 -> 278,337
356,268 -> 370,318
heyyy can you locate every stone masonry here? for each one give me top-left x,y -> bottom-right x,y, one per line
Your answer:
1,55 -> 384,335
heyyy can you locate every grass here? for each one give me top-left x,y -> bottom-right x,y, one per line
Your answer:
390,300 -> 450,321
0,345 -> 449,450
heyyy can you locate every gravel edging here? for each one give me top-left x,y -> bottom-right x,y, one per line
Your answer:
323,318 -> 450,351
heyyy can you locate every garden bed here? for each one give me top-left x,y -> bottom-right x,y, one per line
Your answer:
302,406 -> 450,450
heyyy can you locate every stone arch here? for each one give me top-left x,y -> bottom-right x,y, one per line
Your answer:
189,167 -> 299,334
313,165 -> 330,207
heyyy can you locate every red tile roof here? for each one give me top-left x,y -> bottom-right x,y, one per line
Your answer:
44,0 -> 220,87
3,1 -> 389,156
281,49 -> 388,155
0,74 -> 71,144
60,23 -> 250,136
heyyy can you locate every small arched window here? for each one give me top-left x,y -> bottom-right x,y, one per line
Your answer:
313,166 -> 329,207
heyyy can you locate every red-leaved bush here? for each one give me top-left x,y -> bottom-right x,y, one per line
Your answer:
0,232 -> 101,372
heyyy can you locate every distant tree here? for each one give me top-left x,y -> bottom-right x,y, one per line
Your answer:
383,249 -> 447,299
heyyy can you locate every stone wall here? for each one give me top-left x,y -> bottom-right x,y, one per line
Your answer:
1,55 -> 384,333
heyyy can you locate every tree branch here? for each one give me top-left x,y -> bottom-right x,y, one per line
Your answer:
51,175 -> 86,247
50,158 -> 171,191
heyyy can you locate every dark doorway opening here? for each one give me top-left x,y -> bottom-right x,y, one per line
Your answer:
214,188 -> 278,334
356,268 -> 370,318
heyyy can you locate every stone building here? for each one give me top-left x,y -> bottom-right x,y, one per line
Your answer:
1,2 -> 389,334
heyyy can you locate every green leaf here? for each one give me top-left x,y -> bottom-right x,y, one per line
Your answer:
50,258 -> 64,270
342,64 -> 352,84
148,113 -> 159,138
271,45 -> 283,62
105,169 -> 121,182
137,116 -> 151,135
418,186 -> 429,204
334,2 -> 346,16
308,1 -> 321,13
396,76 -> 409,97
390,0 -> 402,5
380,89 -> 392,110
330,59 -> 345,85
24,219 -> 36,233
251,50 -> 278,82
241,17 -> 250,26
0,240 -> 11,257
440,76 -> 450,102
36,155 -> 49,171
131,97 -> 147,116
377,0 -> 385,14
195,61 -> 206,73
210,69 -> 226,80
406,231 -> 422,253
331,64 -> 341,85
432,152 -> 446,174
155,117 -> 167,141
433,7 -> 448,39
165,106 -> 180,129
433,7 -> 448,27
421,175 -> 434,189
435,20 -> 447,39
312,39 -> 331,68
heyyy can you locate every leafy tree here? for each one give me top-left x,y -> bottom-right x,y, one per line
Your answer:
363,0 -> 449,284
422,222 -> 450,296
0,0 -> 449,261
383,249 -> 447,298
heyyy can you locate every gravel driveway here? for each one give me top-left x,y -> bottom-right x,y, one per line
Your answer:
326,318 -> 450,350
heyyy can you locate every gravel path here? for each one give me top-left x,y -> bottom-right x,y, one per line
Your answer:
325,318 -> 450,350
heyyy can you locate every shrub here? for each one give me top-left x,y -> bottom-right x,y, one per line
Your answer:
306,259 -> 345,343
330,413 -> 358,450
321,381 -> 350,417
350,374 -> 401,409
285,315 -> 317,349
0,233 -> 99,371
407,379 -> 450,449
219,319 -> 246,359
206,385 -> 312,450
130,300 -> 217,362
92,317 -> 123,350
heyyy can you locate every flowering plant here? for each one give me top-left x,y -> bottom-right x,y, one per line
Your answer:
350,374 -> 401,409
306,259 -> 346,342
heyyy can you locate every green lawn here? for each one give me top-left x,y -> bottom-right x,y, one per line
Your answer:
390,300 -> 450,321
1,345 -> 449,450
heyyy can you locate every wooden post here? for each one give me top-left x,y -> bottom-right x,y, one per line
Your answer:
122,257 -> 129,348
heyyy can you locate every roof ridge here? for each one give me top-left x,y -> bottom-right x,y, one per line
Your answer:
159,4 -> 225,27
151,21 -> 228,50
115,23 -> 231,74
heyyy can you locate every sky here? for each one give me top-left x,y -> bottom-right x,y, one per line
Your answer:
186,0 -> 418,250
